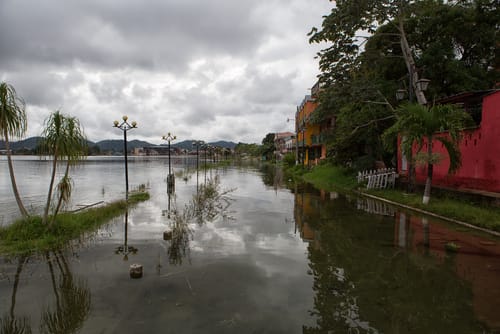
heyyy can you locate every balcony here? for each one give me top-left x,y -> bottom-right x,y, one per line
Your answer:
310,134 -> 325,145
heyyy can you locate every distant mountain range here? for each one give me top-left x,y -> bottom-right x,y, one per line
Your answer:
0,137 -> 237,154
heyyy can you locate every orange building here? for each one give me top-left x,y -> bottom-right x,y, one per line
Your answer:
295,81 -> 332,166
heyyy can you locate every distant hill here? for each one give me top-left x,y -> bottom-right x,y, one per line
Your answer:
209,140 -> 237,149
0,136 -> 42,150
95,139 -> 155,153
173,140 -> 236,150
1,137 -> 237,154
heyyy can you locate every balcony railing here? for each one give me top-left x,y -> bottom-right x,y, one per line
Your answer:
310,134 -> 326,145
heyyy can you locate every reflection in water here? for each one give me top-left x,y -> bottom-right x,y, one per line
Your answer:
164,176 -> 234,265
0,251 -> 91,334
40,250 -> 91,334
356,197 -> 396,217
114,209 -> 138,261
294,188 -> 499,333
0,257 -> 32,334
162,192 -> 173,219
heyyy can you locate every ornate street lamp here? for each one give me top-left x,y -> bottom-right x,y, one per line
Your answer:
396,89 -> 407,101
113,115 -> 137,201
162,132 -> 176,193
396,77 -> 430,102
416,78 -> 430,92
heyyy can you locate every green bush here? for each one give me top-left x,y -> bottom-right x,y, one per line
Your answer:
283,153 -> 296,167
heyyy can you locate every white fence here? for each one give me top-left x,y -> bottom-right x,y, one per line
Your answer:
357,168 -> 397,190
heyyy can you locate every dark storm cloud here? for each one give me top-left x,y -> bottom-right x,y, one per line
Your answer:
0,0 -> 332,143
3,69 -> 85,108
0,0 -> 266,72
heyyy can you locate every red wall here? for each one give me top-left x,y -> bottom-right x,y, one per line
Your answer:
398,91 -> 500,193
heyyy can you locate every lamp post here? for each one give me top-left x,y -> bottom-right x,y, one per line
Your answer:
192,140 -> 204,188
203,144 -> 209,183
162,132 -> 176,193
113,115 -> 137,201
396,77 -> 430,194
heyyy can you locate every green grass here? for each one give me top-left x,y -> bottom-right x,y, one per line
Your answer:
298,163 -> 500,233
301,163 -> 358,192
0,191 -> 150,255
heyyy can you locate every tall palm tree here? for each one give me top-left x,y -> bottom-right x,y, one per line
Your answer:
0,82 -> 29,217
52,117 -> 86,221
39,111 -> 87,225
383,103 -> 472,204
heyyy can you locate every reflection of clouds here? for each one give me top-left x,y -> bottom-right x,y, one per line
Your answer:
254,233 -> 307,256
191,224 -> 246,256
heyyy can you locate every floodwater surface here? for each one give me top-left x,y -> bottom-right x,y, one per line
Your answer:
0,157 -> 499,333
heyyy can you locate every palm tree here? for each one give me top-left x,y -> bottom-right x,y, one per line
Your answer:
0,82 -> 29,217
383,103 -> 472,204
52,117 -> 86,220
39,111 -> 87,225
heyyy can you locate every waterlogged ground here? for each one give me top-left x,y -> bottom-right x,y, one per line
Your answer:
0,158 -> 499,333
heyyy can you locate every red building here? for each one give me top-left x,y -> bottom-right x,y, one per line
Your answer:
397,90 -> 500,193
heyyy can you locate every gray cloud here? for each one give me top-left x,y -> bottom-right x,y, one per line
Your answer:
0,0 -> 332,144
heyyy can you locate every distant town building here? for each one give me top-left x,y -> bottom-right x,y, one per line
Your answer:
274,132 -> 295,160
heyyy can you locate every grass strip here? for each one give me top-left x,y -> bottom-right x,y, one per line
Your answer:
365,188 -> 500,232
0,191 -> 150,256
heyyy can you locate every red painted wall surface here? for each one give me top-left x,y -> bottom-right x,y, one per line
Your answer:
398,91 -> 500,193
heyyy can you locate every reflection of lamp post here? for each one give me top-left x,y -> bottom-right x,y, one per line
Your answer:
115,209 -> 138,261
162,132 -> 176,193
113,116 -> 137,201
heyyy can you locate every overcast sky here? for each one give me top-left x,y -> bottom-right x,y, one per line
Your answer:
1,0 -> 331,145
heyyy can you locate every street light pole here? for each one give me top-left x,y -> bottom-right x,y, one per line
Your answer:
192,140 -> 204,189
162,132 -> 176,193
113,115 -> 137,201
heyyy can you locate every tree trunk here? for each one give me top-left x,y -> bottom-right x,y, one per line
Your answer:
3,129 -> 28,217
407,158 -> 416,193
422,137 -> 434,204
44,147 -> 58,225
398,20 -> 428,105
52,160 -> 70,222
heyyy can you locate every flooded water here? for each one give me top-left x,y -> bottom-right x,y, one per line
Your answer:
0,157 -> 499,333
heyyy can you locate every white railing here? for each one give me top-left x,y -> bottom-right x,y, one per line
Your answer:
357,168 -> 397,190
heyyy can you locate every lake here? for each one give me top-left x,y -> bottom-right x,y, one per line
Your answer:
0,156 -> 499,333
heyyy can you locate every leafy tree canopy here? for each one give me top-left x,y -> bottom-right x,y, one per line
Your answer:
308,0 -> 498,169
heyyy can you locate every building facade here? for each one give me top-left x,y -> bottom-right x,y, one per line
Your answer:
295,81 -> 332,166
397,90 -> 500,193
274,132 -> 295,160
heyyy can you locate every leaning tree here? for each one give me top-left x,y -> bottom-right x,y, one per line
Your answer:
0,82 -> 29,217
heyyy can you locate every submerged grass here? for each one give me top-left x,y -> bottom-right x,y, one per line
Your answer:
0,191 -> 150,255
295,163 -> 500,233
366,188 -> 500,232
